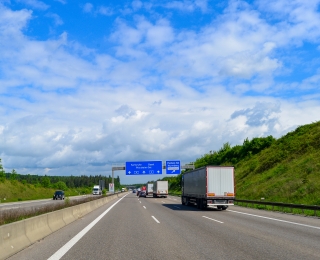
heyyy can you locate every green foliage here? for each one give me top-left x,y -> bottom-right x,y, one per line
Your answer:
167,121 -> 320,206
235,121 -> 320,205
0,159 -> 5,183
53,181 -> 68,190
194,136 -> 276,168
41,176 -> 51,188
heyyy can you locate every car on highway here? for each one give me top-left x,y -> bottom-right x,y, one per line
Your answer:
132,189 -> 136,193
53,190 -> 65,200
139,191 -> 146,198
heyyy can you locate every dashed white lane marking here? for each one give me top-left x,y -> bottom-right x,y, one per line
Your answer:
48,195 -> 127,260
152,216 -> 160,223
227,209 -> 320,230
202,216 -> 224,224
143,206 -> 146,209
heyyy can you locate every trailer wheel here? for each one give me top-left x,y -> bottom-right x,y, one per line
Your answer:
181,197 -> 185,205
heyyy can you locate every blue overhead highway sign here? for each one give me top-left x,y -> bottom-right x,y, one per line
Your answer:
166,160 -> 180,174
126,161 -> 162,175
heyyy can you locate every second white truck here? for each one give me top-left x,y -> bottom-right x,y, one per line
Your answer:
181,166 -> 235,210
153,181 -> 168,198
146,183 -> 154,197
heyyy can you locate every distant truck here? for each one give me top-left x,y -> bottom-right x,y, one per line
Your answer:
146,183 -> 154,197
153,181 -> 168,198
92,185 -> 102,195
181,166 -> 235,210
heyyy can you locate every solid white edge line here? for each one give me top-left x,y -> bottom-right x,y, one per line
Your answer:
202,216 -> 224,224
48,195 -> 127,260
152,216 -> 160,223
227,209 -> 320,230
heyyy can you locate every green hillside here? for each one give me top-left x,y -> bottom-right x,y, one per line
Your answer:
156,121 -> 320,206
235,121 -> 320,205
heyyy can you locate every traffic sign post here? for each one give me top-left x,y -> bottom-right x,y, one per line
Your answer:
166,160 -> 181,174
109,183 -> 114,193
126,161 -> 162,175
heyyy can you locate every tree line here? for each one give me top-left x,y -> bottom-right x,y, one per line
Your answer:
0,160 -> 121,190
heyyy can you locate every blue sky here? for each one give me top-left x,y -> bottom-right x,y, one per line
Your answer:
1,0 -> 320,184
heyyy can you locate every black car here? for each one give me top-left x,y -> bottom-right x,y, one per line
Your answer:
53,190 -> 65,200
139,191 -> 146,198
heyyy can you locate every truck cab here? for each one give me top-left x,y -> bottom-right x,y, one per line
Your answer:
92,185 -> 102,195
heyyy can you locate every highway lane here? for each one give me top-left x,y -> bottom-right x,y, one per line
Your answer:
7,193 -> 320,260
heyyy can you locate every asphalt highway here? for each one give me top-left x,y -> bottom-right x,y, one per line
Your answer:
7,193 -> 320,260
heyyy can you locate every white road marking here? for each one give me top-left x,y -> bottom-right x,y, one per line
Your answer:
161,201 -> 165,203
202,216 -> 224,223
139,201 -> 141,203
228,209 -> 320,230
152,216 -> 160,223
48,195 -> 127,260
143,206 -> 146,209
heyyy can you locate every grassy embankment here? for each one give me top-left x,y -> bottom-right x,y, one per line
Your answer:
235,121 -> 320,205
0,181 -> 83,203
167,121 -> 320,216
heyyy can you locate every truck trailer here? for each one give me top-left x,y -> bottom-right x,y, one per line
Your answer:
181,166 -> 235,210
153,181 -> 168,198
146,183 -> 154,197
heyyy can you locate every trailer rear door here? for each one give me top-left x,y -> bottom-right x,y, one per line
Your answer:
207,167 -> 234,196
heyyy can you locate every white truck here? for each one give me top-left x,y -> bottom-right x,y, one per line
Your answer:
146,183 -> 154,197
153,181 -> 168,198
181,166 -> 235,210
92,185 -> 102,195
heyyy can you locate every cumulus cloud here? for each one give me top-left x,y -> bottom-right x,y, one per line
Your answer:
230,102 -> 281,129
1,1 -> 320,183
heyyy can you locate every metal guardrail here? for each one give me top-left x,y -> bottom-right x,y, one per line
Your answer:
235,199 -> 320,216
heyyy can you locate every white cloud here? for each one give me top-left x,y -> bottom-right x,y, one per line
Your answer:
83,2 -> 93,13
46,13 -> 63,26
97,6 -> 113,16
1,1 -> 320,183
16,0 -> 49,10
165,0 -> 208,12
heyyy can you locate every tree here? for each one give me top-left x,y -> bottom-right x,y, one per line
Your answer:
10,169 -> 18,181
54,181 -> 67,191
41,175 -> 51,188
0,159 -> 5,183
